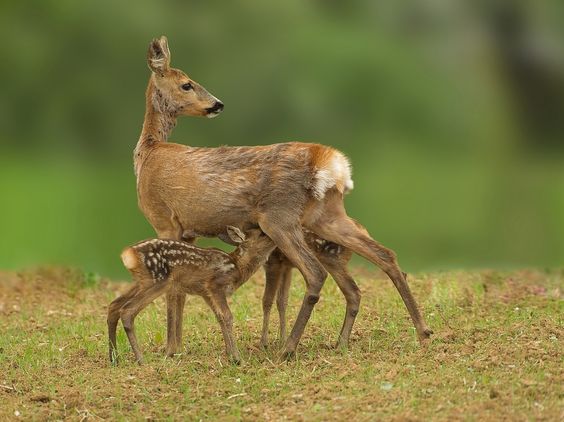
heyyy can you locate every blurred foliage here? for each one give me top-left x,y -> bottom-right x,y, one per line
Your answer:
0,0 -> 563,276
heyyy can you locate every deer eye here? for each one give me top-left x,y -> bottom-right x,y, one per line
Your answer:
181,82 -> 193,91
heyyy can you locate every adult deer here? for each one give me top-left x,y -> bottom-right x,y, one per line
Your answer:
133,36 -> 432,359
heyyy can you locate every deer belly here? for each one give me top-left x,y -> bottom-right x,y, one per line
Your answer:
178,207 -> 253,238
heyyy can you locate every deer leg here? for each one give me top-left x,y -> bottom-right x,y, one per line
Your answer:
259,219 -> 328,359
120,282 -> 170,364
107,284 -> 140,363
154,218 -> 186,357
165,293 -> 178,357
204,292 -> 241,364
261,255 -> 283,348
311,214 -> 432,344
320,254 -> 360,349
276,264 -> 293,345
174,294 -> 186,353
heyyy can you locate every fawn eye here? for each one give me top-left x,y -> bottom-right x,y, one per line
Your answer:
181,82 -> 193,91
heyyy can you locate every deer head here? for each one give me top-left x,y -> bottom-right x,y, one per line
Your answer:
147,36 -> 224,118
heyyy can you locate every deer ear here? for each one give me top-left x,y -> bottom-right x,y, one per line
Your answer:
226,226 -> 246,244
147,35 -> 171,76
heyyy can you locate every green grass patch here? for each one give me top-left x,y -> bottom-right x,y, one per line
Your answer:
0,267 -> 561,420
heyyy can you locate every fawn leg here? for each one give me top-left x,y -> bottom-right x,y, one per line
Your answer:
276,264 -> 292,344
204,292 -> 241,364
120,283 -> 169,364
259,218 -> 328,359
309,198 -> 432,343
261,255 -> 282,348
107,284 -> 139,363
321,255 -> 360,349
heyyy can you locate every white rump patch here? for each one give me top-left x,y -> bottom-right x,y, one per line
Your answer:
312,152 -> 354,200
121,248 -> 139,270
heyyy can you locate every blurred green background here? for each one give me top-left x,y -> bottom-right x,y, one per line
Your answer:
1,1 -> 563,277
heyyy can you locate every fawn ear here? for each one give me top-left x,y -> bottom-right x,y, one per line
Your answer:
226,226 -> 246,244
147,35 -> 171,76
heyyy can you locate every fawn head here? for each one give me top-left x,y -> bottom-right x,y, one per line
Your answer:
147,36 -> 224,118
226,226 -> 274,256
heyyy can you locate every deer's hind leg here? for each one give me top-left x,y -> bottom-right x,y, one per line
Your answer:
309,191 -> 432,344
258,216 -> 328,359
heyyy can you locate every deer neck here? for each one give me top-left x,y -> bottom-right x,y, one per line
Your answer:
134,79 -> 179,176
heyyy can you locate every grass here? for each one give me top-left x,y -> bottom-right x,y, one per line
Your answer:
0,266 -> 562,420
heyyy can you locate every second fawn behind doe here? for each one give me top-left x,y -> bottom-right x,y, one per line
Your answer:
107,226 -> 275,364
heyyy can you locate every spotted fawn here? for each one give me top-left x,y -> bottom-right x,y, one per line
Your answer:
108,226 -> 275,364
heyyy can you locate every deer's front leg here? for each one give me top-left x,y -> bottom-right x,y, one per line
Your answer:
154,217 -> 186,357
165,292 -> 179,357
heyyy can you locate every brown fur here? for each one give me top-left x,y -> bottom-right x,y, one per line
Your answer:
261,230 -> 360,349
107,228 -> 276,364
135,36 -> 432,359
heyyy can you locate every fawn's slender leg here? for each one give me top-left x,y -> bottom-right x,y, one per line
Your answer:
120,282 -> 170,364
320,257 -> 360,349
309,193 -> 432,343
259,217 -> 328,358
107,284 -> 140,363
261,256 -> 283,348
276,265 -> 292,344
204,292 -> 241,364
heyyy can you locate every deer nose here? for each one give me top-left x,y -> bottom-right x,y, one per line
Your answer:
206,101 -> 224,114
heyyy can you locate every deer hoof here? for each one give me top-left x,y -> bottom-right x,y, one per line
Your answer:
229,355 -> 242,365
280,349 -> 296,361
334,340 -> 349,351
418,328 -> 434,346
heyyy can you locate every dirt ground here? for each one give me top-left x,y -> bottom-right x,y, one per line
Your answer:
0,267 -> 562,421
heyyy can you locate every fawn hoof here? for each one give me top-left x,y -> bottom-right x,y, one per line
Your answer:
280,349 -> 296,361
259,336 -> 269,350
165,348 -> 177,358
229,355 -> 242,365
334,340 -> 349,351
